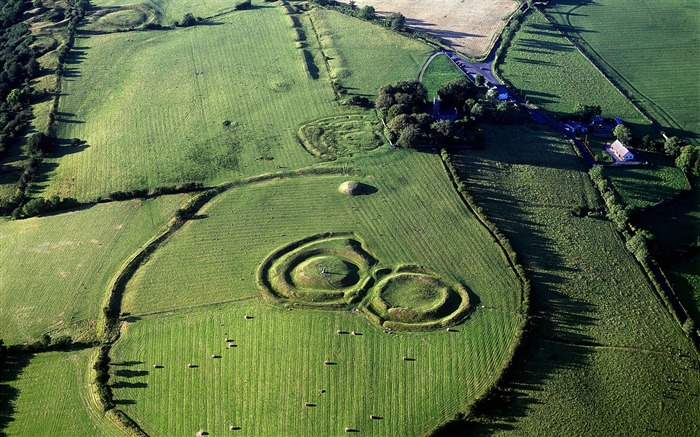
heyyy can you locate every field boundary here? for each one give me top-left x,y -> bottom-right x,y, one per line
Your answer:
543,4 -> 695,144
537,9 -> 664,134
434,147 -> 532,430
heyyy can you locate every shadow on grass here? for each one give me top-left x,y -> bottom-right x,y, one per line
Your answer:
0,353 -> 33,436
431,124 -> 600,434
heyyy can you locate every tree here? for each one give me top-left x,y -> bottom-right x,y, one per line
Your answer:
474,74 -> 485,87
386,12 -> 405,30
387,113 -> 414,133
641,135 -> 661,153
396,125 -> 419,148
437,79 -> 476,110
357,5 -> 375,20
675,145 -> 700,178
179,13 -> 197,26
613,124 -> 631,145
469,102 -> 484,119
573,103 -> 602,121
664,136 -> 685,157
430,120 -> 456,142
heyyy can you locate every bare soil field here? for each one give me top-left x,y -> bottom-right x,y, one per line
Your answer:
350,0 -> 518,57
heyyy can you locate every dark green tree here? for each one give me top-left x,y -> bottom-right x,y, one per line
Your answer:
664,136 -> 685,157
676,145 -> 700,178
613,124 -> 632,145
357,5 -> 375,20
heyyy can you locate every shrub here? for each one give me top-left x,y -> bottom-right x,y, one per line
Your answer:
235,0 -> 252,10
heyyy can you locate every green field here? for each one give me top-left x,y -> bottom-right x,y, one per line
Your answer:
666,252 -> 700,324
34,3 -> 431,202
0,349 -> 123,436
449,123 -> 699,434
641,186 -> 700,320
0,195 -> 187,344
548,0 -> 700,144
113,150 -> 525,435
309,8 -> 432,97
497,11 -> 651,133
421,53 -> 466,100
38,3 -> 337,201
604,159 -> 690,209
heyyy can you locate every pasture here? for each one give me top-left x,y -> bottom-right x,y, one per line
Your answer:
39,2 -> 339,201
0,194 -> 187,344
0,349 -> 123,436
604,159 -> 689,209
450,123 -> 699,433
114,149 -> 525,435
497,11 -> 651,134
308,8 -> 432,97
350,0 -> 518,57
548,0 -> 700,144
36,3 -> 434,202
111,303 -> 518,436
421,53 -> 465,100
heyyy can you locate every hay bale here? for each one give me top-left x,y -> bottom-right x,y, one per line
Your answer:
188,363 -> 195,368
446,327 -> 452,332
244,315 -> 252,320
338,181 -> 364,196
350,331 -> 357,336
228,343 -> 237,348
370,415 -> 378,420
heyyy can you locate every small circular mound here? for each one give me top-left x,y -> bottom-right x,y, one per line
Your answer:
365,272 -> 471,330
97,9 -> 147,28
291,256 -> 360,290
338,181 -> 364,196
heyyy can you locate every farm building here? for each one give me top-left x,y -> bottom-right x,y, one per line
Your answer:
432,97 -> 458,121
609,139 -> 635,161
565,120 -> 588,134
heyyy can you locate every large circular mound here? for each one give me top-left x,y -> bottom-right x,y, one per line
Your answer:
365,271 -> 470,330
291,255 -> 360,290
338,181 -> 364,196
257,233 -> 376,306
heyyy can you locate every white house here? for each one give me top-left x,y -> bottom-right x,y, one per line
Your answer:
609,139 -> 634,161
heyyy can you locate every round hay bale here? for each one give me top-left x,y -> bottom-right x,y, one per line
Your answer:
338,181 -> 364,196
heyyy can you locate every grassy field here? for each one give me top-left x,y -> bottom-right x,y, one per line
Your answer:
641,186 -> 700,320
421,53 -> 465,100
604,159 -> 690,209
666,252 -> 700,324
0,194 -> 187,344
548,0 -> 700,144
123,151 -> 522,315
350,0 -> 518,56
449,123 -> 700,434
309,8 -> 432,98
91,0 -> 237,25
0,349 -> 124,436
113,149 -> 525,435
497,11 -> 651,134
35,4 -> 433,202
37,2 -> 338,201
112,302 -> 518,436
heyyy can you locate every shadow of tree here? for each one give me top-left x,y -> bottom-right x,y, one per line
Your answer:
0,353 -> 33,436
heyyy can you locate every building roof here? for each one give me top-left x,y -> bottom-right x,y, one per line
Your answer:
610,139 -> 634,160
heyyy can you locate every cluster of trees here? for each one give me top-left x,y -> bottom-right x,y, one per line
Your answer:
376,80 -> 485,148
174,13 -> 203,27
0,0 -> 40,156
